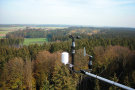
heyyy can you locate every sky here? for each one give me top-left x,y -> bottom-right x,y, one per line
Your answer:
0,0 -> 135,27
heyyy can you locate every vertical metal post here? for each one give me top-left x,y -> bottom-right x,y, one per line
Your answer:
69,35 -> 80,71
71,37 -> 75,71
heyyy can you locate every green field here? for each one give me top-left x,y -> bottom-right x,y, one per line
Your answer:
0,36 -> 4,38
23,38 -> 47,45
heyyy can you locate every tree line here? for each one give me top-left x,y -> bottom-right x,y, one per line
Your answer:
0,38 -> 24,47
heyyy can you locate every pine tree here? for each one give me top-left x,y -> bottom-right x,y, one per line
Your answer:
52,64 -> 76,90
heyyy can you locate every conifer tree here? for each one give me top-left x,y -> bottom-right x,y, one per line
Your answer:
52,64 -> 76,90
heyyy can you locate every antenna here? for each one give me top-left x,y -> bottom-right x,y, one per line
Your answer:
84,47 -> 93,71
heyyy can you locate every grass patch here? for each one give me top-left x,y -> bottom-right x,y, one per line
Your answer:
0,36 -> 5,39
23,38 -> 47,45
0,31 -> 11,34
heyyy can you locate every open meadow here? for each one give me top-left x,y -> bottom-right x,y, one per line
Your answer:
23,38 -> 47,45
0,26 -> 48,45
0,26 -> 65,45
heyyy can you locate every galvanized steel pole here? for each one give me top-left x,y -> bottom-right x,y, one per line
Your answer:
80,70 -> 135,90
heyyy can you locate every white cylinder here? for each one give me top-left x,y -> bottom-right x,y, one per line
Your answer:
61,52 -> 69,65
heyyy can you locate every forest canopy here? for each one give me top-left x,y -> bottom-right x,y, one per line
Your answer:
0,26 -> 135,89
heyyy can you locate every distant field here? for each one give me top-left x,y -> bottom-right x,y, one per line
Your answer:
0,31 -> 10,38
23,38 -> 47,45
25,27 -> 67,30
0,31 -> 10,34
0,26 -> 26,38
0,26 -> 67,39
0,27 -> 25,31
44,27 -> 67,29
0,36 -> 4,38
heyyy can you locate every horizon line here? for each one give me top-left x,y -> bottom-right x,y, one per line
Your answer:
0,24 -> 135,28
